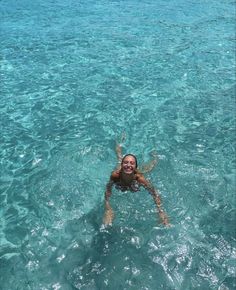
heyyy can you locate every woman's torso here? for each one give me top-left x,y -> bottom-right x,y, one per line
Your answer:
111,170 -> 143,192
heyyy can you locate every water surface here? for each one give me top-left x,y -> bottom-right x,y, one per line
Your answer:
0,0 -> 235,289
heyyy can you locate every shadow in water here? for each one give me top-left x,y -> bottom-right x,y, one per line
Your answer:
61,204 -> 174,290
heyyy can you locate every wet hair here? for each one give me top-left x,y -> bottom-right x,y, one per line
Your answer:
121,154 -> 138,168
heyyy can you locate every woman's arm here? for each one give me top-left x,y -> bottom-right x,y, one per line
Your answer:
103,178 -> 114,225
138,175 -> 170,226
149,187 -> 169,226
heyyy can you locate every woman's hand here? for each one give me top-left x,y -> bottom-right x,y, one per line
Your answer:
159,210 -> 170,227
103,207 -> 114,226
103,200 -> 114,225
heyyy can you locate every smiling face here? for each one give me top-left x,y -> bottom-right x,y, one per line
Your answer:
121,155 -> 137,175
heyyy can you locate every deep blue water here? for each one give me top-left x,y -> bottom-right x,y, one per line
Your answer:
0,0 -> 235,289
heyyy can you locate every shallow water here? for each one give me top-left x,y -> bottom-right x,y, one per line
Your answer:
0,0 -> 235,289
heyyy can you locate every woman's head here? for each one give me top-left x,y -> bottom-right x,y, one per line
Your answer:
121,154 -> 138,174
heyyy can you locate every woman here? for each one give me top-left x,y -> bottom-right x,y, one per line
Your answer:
103,142 -> 170,226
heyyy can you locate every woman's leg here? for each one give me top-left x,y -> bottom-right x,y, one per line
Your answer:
139,151 -> 158,173
115,132 -> 126,167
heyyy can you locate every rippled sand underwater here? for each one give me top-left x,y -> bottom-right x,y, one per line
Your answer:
0,0 -> 235,289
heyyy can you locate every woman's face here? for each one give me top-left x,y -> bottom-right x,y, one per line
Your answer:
121,155 -> 136,174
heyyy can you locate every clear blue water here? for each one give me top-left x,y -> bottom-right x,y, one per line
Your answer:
0,0 -> 235,289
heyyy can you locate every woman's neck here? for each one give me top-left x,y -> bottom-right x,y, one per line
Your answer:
120,171 -> 135,184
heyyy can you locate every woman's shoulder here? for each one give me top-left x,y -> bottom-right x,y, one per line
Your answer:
110,170 -> 120,180
135,172 -> 148,186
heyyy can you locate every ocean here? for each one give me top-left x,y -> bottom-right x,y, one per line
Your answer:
0,0 -> 235,289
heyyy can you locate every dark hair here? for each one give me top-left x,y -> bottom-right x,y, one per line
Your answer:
121,154 -> 138,168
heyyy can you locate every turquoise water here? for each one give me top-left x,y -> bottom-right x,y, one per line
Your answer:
0,0 -> 235,289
